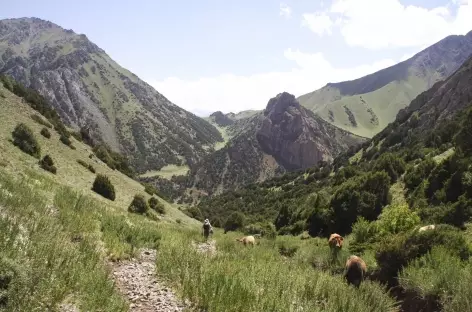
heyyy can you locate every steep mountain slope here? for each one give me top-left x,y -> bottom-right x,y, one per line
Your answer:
298,31 -> 472,138
0,80 -> 198,226
0,17 -> 223,173
189,92 -> 365,194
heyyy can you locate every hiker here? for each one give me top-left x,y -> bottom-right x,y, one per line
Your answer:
202,219 -> 213,241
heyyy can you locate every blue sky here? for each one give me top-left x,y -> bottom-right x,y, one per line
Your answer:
1,0 -> 472,115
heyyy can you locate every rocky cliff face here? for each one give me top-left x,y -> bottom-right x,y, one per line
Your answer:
395,54 -> 472,131
189,92 -> 365,194
0,17 -> 223,173
256,92 -> 357,170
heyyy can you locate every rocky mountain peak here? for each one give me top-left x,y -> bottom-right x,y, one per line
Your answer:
210,111 -> 234,127
256,92 -> 361,170
264,92 -> 300,115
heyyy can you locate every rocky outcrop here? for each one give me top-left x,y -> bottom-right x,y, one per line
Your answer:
0,17 -> 223,173
189,92 -> 365,194
256,92 -> 361,170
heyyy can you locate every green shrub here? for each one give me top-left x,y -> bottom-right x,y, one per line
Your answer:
376,204 -> 420,236
350,217 -> 380,254
375,225 -> 470,286
244,222 -> 277,239
30,114 -> 52,128
60,134 -> 73,147
128,194 -> 148,214
92,144 -> 134,178
417,195 -> 472,229
76,159 -> 96,173
224,211 -> 246,233
11,123 -> 41,158
40,127 -> 51,139
39,155 -> 57,174
186,206 -> 203,220
374,153 -> 406,182
277,240 -> 300,257
143,183 -> 157,195
148,197 -> 165,214
399,246 -> 463,299
91,174 -> 116,201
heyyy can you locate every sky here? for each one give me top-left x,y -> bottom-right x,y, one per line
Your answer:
1,0 -> 472,116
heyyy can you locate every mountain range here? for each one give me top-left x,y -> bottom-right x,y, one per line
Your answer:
0,17 -> 223,173
1,17 -> 472,198
298,31 -> 472,138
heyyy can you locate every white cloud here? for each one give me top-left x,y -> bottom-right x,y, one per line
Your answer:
303,0 -> 472,49
148,51 -> 396,116
302,12 -> 333,36
279,3 -> 292,19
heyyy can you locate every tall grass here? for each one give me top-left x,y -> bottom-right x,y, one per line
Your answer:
156,230 -> 399,312
399,246 -> 472,312
0,170 -> 127,311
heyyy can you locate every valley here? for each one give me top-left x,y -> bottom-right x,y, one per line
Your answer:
1,12 -> 472,312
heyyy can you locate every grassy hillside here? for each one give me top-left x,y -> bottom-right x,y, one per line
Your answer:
193,55 -> 472,311
298,32 -> 472,138
0,82 -> 197,226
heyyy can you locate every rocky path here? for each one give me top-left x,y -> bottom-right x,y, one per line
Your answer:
111,249 -> 187,312
192,239 -> 217,256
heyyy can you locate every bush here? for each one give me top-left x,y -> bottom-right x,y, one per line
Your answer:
186,206 -> 203,220
40,127 -> 51,139
244,222 -> 277,239
92,174 -> 116,201
143,183 -> 157,195
399,246 -> 463,299
374,153 -> 406,182
60,135 -> 73,147
128,194 -> 148,214
76,159 -> 96,173
30,114 -> 52,128
39,155 -> 57,174
376,204 -> 420,236
148,197 -> 165,214
375,224 -> 470,287
223,211 -> 246,233
12,123 -> 41,158
350,217 -> 380,254
277,240 -> 300,257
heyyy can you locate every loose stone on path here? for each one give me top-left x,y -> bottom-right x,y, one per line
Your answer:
111,248 -> 187,312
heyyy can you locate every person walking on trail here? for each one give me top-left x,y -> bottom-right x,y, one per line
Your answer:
202,219 -> 213,241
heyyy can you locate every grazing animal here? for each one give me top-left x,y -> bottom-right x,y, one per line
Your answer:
328,233 -> 344,249
328,233 -> 343,263
418,224 -> 436,232
236,235 -> 256,246
344,255 -> 367,288
202,219 -> 213,241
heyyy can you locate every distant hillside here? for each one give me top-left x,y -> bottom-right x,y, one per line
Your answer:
197,54 -> 472,238
298,31 -> 472,138
188,92 -> 364,195
0,17 -> 223,173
